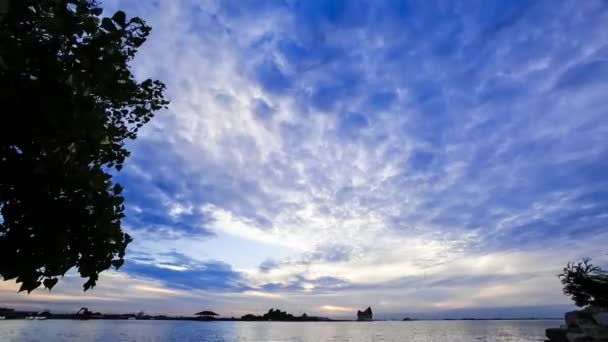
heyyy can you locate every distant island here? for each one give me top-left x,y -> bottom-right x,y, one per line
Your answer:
240,308 -> 330,321
0,306 -> 562,322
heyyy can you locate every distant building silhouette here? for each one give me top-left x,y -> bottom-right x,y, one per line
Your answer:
357,307 -> 373,321
195,311 -> 219,319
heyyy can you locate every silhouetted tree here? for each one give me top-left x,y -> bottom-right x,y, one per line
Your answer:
239,309 -> 313,321
559,258 -> 608,308
0,0 -> 168,293
263,308 -> 294,321
77,307 -> 91,316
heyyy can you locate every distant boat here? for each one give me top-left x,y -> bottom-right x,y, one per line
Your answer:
128,317 -> 136,320
25,316 -> 35,320
0,316 -> 5,320
35,317 -> 47,320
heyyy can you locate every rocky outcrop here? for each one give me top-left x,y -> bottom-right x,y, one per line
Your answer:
546,307 -> 608,342
357,307 -> 373,321
546,328 -> 568,342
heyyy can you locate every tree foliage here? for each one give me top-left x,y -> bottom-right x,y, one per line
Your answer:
558,258 -> 608,308
0,0 -> 168,293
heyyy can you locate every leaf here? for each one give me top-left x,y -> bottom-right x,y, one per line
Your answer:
132,37 -> 146,47
43,278 -> 59,290
113,183 -> 123,193
83,17 -> 99,33
18,282 -> 29,293
91,7 -> 103,16
83,278 -> 96,291
19,281 -> 41,294
112,11 -> 127,27
101,17 -> 116,32
130,17 -> 144,26
111,259 -> 124,270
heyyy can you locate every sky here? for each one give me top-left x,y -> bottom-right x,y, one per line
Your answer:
2,0 -> 608,319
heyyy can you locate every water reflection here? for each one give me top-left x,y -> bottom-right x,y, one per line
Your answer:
0,319 -> 557,342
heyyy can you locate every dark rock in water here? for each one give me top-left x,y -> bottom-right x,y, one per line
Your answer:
357,307 -> 373,321
546,327 -> 567,342
566,332 -> 595,342
547,308 -> 608,342
594,312 -> 608,327
579,321 -> 608,340
566,311 -> 588,329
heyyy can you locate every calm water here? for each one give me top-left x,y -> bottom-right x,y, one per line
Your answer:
0,320 -> 558,341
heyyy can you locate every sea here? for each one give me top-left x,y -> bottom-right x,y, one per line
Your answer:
0,319 -> 558,341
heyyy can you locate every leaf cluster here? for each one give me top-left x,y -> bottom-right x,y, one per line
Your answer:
0,0 -> 168,292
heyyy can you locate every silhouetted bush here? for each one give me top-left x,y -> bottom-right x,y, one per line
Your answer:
559,258 -> 608,308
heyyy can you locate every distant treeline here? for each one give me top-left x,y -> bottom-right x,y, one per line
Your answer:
0,307 -> 331,322
241,308 -> 329,321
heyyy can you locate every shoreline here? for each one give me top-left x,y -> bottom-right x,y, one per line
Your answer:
0,317 -> 563,322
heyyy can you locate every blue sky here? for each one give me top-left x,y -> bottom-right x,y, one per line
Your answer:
2,0 -> 608,319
